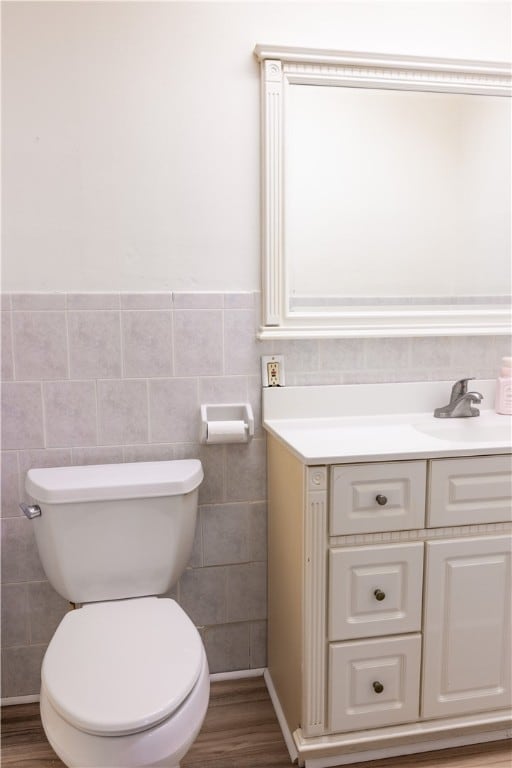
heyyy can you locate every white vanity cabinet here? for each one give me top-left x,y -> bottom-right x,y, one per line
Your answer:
266,436 -> 512,767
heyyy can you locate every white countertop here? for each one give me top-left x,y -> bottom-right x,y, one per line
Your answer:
263,381 -> 512,464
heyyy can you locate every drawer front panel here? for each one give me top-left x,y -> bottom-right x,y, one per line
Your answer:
328,634 -> 421,733
330,461 -> 426,535
329,542 -> 424,641
428,455 -> 512,527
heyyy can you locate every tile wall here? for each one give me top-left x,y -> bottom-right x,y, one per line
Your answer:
1,290 -> 510,699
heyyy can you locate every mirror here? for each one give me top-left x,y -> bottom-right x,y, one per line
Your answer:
255,46 -> 512,338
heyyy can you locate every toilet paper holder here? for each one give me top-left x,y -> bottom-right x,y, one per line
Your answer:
200,403 -> 254,444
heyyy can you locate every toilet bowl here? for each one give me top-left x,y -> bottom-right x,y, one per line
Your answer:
22,460 -> 209,768
40,598 -> 210,768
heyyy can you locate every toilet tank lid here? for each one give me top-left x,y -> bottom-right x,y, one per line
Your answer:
26,460 -> 203,504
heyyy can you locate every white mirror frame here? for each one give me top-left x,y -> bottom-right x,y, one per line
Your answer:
254,45 -> 512,339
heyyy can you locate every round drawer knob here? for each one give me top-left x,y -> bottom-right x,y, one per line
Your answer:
373,681 -> 384,694
374,589 -> 386,601
376,494 -> 388,506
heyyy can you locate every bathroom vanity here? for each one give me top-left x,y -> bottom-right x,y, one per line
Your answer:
262,381 -> 512,768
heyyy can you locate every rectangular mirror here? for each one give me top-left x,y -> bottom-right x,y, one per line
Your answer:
255,46 -> 512,338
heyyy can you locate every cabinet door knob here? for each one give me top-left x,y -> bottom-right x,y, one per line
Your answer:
375,494 -> 388,506
373,681 -> 384,694
374,589 -> 386,601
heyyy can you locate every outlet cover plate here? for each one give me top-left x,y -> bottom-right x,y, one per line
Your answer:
261,355 -> 285,387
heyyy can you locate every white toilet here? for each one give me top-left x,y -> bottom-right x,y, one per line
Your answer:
23,459 -> 209,768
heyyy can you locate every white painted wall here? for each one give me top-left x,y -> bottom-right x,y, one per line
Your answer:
2,1 -> 510,291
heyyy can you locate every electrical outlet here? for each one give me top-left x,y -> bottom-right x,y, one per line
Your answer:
267,361 -> 280,386
261,355 -> 285,387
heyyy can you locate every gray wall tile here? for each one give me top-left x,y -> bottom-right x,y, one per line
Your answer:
72,446 -> 124,465
247,375 -> 263,436
203,622 -> 250,674
123,444 -> 174,463
174,443 -> 225,505
67,293 -> 120,310
2,311 -> 14,381
364,337 -> 411,369
27,581 -> 70,645
223,293 -> 255,310
318,339 -> 365,372
1,451 -> 20,517
1,583 -> 29,647
1,294 -> 12,311
20,449 -> 72,501
122,311 -> 172,378
273,339 -> 319,373
249,502 -> 267,562
12,311 -> 68,380
250,620 -> 267,668
174,310 -> 223,376
120,293 -> 173,309
409,336 -> 451,369
97,379 -> 148,445
19,448 -> 73,477
449,336 -> 496,377
43,381 -> 97,447
224,309 -> 267,375
2,382 -> 44,449
188,523 -> 203,569
173,293 -> 224,309
11,294 -> 65,311
1,517 -> 46,583
198,376 -> 247,405
179,566 -> 227,626
494,336 -> 512,361
1,644 -> 47,697
68,311 -> 121,379
226,562 -> 267,622
225,438 -> 266,502
201,503 -> 250,566
149,378 -> 198,443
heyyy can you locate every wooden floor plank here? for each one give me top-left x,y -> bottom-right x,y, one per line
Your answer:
1,677 -> 510,768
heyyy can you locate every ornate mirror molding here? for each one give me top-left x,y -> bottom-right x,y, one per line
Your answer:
254,45 -> 512,338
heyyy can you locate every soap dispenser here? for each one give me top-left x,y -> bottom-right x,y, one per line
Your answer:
495,357 -> 512,415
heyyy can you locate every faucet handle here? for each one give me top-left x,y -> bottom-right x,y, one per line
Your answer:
450,377 -> 475,402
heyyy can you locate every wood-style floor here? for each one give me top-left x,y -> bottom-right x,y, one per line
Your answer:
1,677 -> 510,768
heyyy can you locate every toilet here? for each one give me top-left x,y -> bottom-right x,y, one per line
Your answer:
23,460 -> 209,768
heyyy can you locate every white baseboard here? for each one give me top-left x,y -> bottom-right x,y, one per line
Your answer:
210,668 -> 265,682
1,669 -> 266,707
264,668 -> 299,763
1,694 -> 40,707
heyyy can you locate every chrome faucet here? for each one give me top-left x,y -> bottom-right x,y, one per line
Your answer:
434,377 -> 483,418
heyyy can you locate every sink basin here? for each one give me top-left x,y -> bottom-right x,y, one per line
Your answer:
413,418 -> 511,443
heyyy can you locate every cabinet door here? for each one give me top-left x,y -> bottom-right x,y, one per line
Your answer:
329,542 -> 423,641
330,461 -> 426,535
422,535 -> 511,719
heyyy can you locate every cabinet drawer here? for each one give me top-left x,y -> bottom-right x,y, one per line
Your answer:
330,461 -> 426,535
328,634 -> 421,733
329,542 -> 423,641
428,455 -> 512,527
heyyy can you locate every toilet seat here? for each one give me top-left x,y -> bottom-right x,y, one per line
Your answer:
42,597 -> 202,737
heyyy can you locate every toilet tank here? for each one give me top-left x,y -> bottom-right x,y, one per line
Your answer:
25,460 -> 203,604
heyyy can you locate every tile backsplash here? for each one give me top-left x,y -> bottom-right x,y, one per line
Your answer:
1,291 -> 510,699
